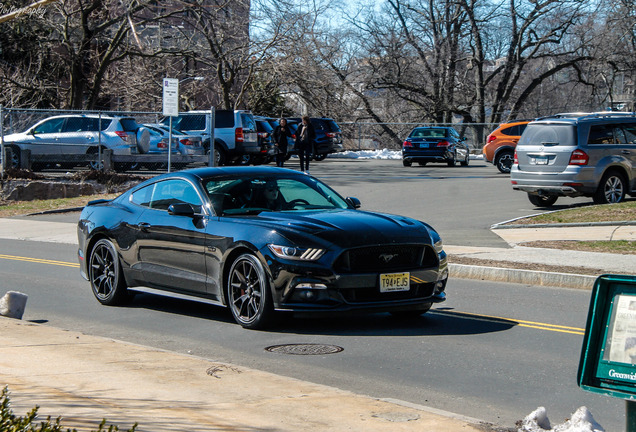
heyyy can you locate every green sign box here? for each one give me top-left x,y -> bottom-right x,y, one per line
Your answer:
579,274 -> 636,400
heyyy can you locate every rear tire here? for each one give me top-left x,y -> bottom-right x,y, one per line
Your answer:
495,151 -> 514,173
7,145 -> 21,168
89,239 -> 130,306
460,154 -> 470,167
528,193 -> 558,207
402,159 -> 412,167
593,171 -> 627,204
313,153 -> 327,161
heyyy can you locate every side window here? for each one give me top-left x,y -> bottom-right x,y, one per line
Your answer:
613,127 -> 627,144
518,124 -> 528,135
500,126 -> 515,136
621,124 -> 636,144
130,184 -> 154,207
149,179 -> 203,212
33,118 -> 65,134
588,125 -> 616,145
240,114 -> 256,131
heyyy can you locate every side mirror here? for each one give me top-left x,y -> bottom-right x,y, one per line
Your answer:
168,203 -> 196,217
346,197 -> 361,209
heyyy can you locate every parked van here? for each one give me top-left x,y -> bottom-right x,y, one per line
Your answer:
510,112 -> 636,207
162,110 -> 258,166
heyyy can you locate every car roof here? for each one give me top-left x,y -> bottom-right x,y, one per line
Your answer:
532,112 -> 636,124
150,166 -> 304,183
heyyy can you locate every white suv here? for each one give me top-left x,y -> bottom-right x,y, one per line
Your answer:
511,112 -> 636,206
2,114 -> 149,170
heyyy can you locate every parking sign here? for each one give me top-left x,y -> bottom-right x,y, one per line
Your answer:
162,78 -> 179,117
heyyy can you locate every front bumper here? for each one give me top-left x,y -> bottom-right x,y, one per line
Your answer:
268,255 -> 449,313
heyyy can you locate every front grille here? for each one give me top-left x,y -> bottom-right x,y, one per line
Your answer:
341,282 -> 436,303
334,245 -> 438,273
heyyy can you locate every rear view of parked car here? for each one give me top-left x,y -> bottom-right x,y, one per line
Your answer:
162,110 -> 258,166
510,112 -> 636,207
483,119 -> 532,173
402,126 -> 470,167
2,114 -> 148,170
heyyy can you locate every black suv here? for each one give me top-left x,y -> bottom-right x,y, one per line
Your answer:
289,117 -> 344,160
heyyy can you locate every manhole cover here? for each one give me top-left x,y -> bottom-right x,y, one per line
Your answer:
265,343 -> 344,355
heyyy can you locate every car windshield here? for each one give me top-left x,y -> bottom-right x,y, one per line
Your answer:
202,175 -> 350,215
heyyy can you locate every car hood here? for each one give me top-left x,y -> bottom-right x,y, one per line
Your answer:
229,209 -> 435,247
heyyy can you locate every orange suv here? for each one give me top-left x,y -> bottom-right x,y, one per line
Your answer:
482,119 -> 532,173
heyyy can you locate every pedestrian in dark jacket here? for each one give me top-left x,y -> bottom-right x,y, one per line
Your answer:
272,118 -> 293,168
295,115 -> 316,174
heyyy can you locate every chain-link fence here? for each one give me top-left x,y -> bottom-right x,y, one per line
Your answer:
339,122 -> 498,152
0,107 -> 209,174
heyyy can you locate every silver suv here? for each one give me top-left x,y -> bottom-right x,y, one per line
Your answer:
511,112 -> 636,207
2,114 -> 148,170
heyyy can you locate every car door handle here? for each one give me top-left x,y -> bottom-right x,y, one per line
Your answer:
137,222 -> 151,231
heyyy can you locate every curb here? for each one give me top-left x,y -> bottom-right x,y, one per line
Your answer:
449,263 -> 596,290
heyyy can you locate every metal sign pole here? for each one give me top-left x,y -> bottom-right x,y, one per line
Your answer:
209,106 -> 216,167
628,400 -> 636,432
98,113 -> 102,171
168,116 -> 172,173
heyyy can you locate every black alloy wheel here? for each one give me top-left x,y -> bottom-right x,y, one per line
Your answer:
7,145 -> 21,168
460,153 -> 470,166
527,193 -> 558,208
495,151 -> 514,173
593,171 -> 626,204
89,239 -> 129,305
227,253 -> 273,329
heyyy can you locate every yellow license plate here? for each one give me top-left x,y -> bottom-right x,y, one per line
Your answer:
380,272 -> 410,293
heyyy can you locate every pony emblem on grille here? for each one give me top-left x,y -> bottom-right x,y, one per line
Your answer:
379,253 -> 398,263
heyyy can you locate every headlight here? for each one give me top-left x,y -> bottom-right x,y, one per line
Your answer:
268,244 -> 325,261
434,238 -> 444,254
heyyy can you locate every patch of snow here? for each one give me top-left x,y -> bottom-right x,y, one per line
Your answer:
519,407 -> 604,432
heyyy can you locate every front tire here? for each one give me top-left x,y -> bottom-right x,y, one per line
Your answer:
227,253 -> 274,329
313,153 -> 327,161
593,171 -> 626,204
528,193 -> 558,207
447,154 -> 456,167
89,239 -> 130,306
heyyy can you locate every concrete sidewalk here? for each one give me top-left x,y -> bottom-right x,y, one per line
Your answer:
0,316 -> 484,432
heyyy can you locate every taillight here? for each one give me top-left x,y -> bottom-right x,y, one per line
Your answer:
569,149 -> 589,165
326,132 -> 336,138
235,127 -> 244,143
115,131 -> 129,141
158,141 -> 168,149
291,134 -> 296,139
514,150 -> 518,164
487,134 -> 496,143
180,139 -> 193,146
436,140 -> 450,147
257,132 -> 270,138
403,140 -> 413,148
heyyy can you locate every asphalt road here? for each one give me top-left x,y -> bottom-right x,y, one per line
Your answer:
0,237 -> 622,431
2,158 -> 621,430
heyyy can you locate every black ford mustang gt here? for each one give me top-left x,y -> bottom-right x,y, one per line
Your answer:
78,166 -> 448,329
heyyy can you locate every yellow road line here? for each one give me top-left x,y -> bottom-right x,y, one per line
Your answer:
0,254 -> 79,268
432,310 -> 585,336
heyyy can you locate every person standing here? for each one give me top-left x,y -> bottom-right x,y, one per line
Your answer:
295,115 -> 316,174
272,118 -> 292,168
